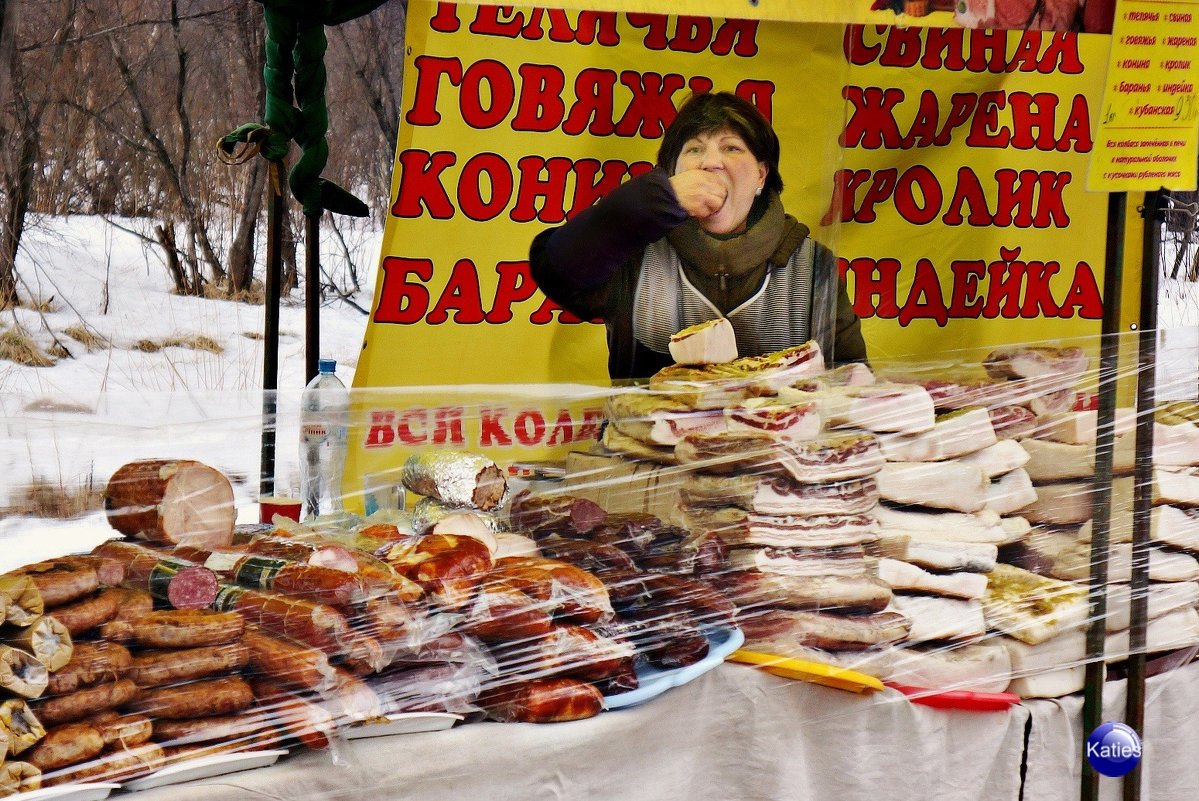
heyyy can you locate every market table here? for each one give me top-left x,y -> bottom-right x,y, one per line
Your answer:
130,662 -> 1029,801
1022,658 -> 1199,801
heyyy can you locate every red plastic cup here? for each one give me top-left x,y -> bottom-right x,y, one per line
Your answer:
259,496 -> 302,524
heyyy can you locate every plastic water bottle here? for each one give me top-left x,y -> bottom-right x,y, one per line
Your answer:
300,358 -> 349,520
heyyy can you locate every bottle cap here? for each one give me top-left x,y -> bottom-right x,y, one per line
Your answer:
318,358 -> 337,373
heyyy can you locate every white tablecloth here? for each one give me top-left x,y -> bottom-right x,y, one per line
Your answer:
1023,658 -> 1199,801
132,663 -> 1030,801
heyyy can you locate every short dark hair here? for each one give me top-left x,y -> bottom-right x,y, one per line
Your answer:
657,91 -> 783,195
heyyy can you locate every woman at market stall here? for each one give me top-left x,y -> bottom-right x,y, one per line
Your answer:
529,90 -> 867,381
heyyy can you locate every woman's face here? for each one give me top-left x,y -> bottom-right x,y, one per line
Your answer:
673,127 -> 768,235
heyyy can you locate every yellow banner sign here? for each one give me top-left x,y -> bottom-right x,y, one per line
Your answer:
837,26 -> 1128,361
350,4 -> 1138,484
1088,0 -> 1199,190
441,0 -> 1116,31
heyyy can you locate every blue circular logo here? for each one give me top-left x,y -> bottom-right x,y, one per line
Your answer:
1086,722 -> 1142,777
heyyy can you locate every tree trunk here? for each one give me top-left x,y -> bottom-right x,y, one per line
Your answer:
228,158 -> 266,295
0,0 -> 14,110
155,222 -> 189,294
227,0 -> 267,298
0,128 -> 37,309
282,208 -> 299,292
0,0 -> 22,308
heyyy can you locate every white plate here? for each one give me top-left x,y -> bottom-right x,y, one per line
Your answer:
121,750 -> 287,792
343,711 -> 463,739
603,626 -> 745,710
15,784 -> 120,801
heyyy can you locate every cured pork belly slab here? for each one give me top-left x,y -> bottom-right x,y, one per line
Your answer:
989,405 -> 1039,439
890,595 -> 987,642
884,642 -> 1012,693
1027,388 -> 1078,417
600,424 -> 677,464
739,609 -> 910,652
1155,467 -> 1199,507
679,506 -> 880,549
1106,607 -> 1199,660
958,439 -> 1031,478
1104,581 -> 1199,633
875,535 -> 998,573
675,431 -> 883,484
983,345 -> 1089,382
725,545 -> 870,578
669,317 -> 737,365
724,398 -> 822,443
1018,476 -> 1134,526
875,461 -> 991,513
604,392 -> 726,447
649,341 -> 825,407
1009,529 -> 1199,583
982,564 -> 1088,645
1036,408 -> 1137,444
1007,666 -> 1087,699
789,362 -> 877,393
681,473 -> 878,516
717,571 -> 892,614
876,558 -> 988,600
875,506 -> 1015,545
1021,435 -> 1135,482
1155,421 -> 1199,467
1152,505 -> 1199,551
985,468 -> 1038,517
877,408 -> 996,462
778,383 -> 935,435
1002,606 -> 1199,688
882,368 -> 1055,411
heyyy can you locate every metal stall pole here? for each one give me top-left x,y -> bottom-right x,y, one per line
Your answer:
1081,191 -> 1127,801
1123,189 -> 1164,801
304,212 -> 321,383
260,160 -> 286,498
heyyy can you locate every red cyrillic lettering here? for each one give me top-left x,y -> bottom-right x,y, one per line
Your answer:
397,410 -> 427,445
481,408 -> 513,446
898,259 -> 949,326
459,60 -> 515,129
426,260 -> 486,324
374,257 -> 434,324
564,69 -> 618,136
487,262 -> 539,323
844,257 -> 902,318
432,406 -> 466,445
616,71 -> 686,137
364,411 -> 395,448
457,153 -> 513,221
390,150 -> 456,219
511,156 -> 571,223
514,410 -> 547,445
406,56 -> 463,127
512,64 -> 567,133
841,86 -> 905,149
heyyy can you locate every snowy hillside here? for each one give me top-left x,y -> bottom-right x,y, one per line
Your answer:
0,216 -> 380,569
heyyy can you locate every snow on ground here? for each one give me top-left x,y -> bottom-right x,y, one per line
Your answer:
1158,276 -> 1199,400
1,215 -> 380,570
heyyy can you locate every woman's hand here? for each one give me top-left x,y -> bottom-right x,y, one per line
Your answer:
669,169 -> 727,220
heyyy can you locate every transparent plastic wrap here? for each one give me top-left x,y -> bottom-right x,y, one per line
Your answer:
1,331 -> 1198,799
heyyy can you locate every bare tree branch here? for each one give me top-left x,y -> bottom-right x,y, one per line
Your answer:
18,5 -> 234,51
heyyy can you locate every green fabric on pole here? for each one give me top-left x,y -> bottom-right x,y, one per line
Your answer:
254,0 -> 390,26
289,20 -> 328,215
219,0 -> 385,216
